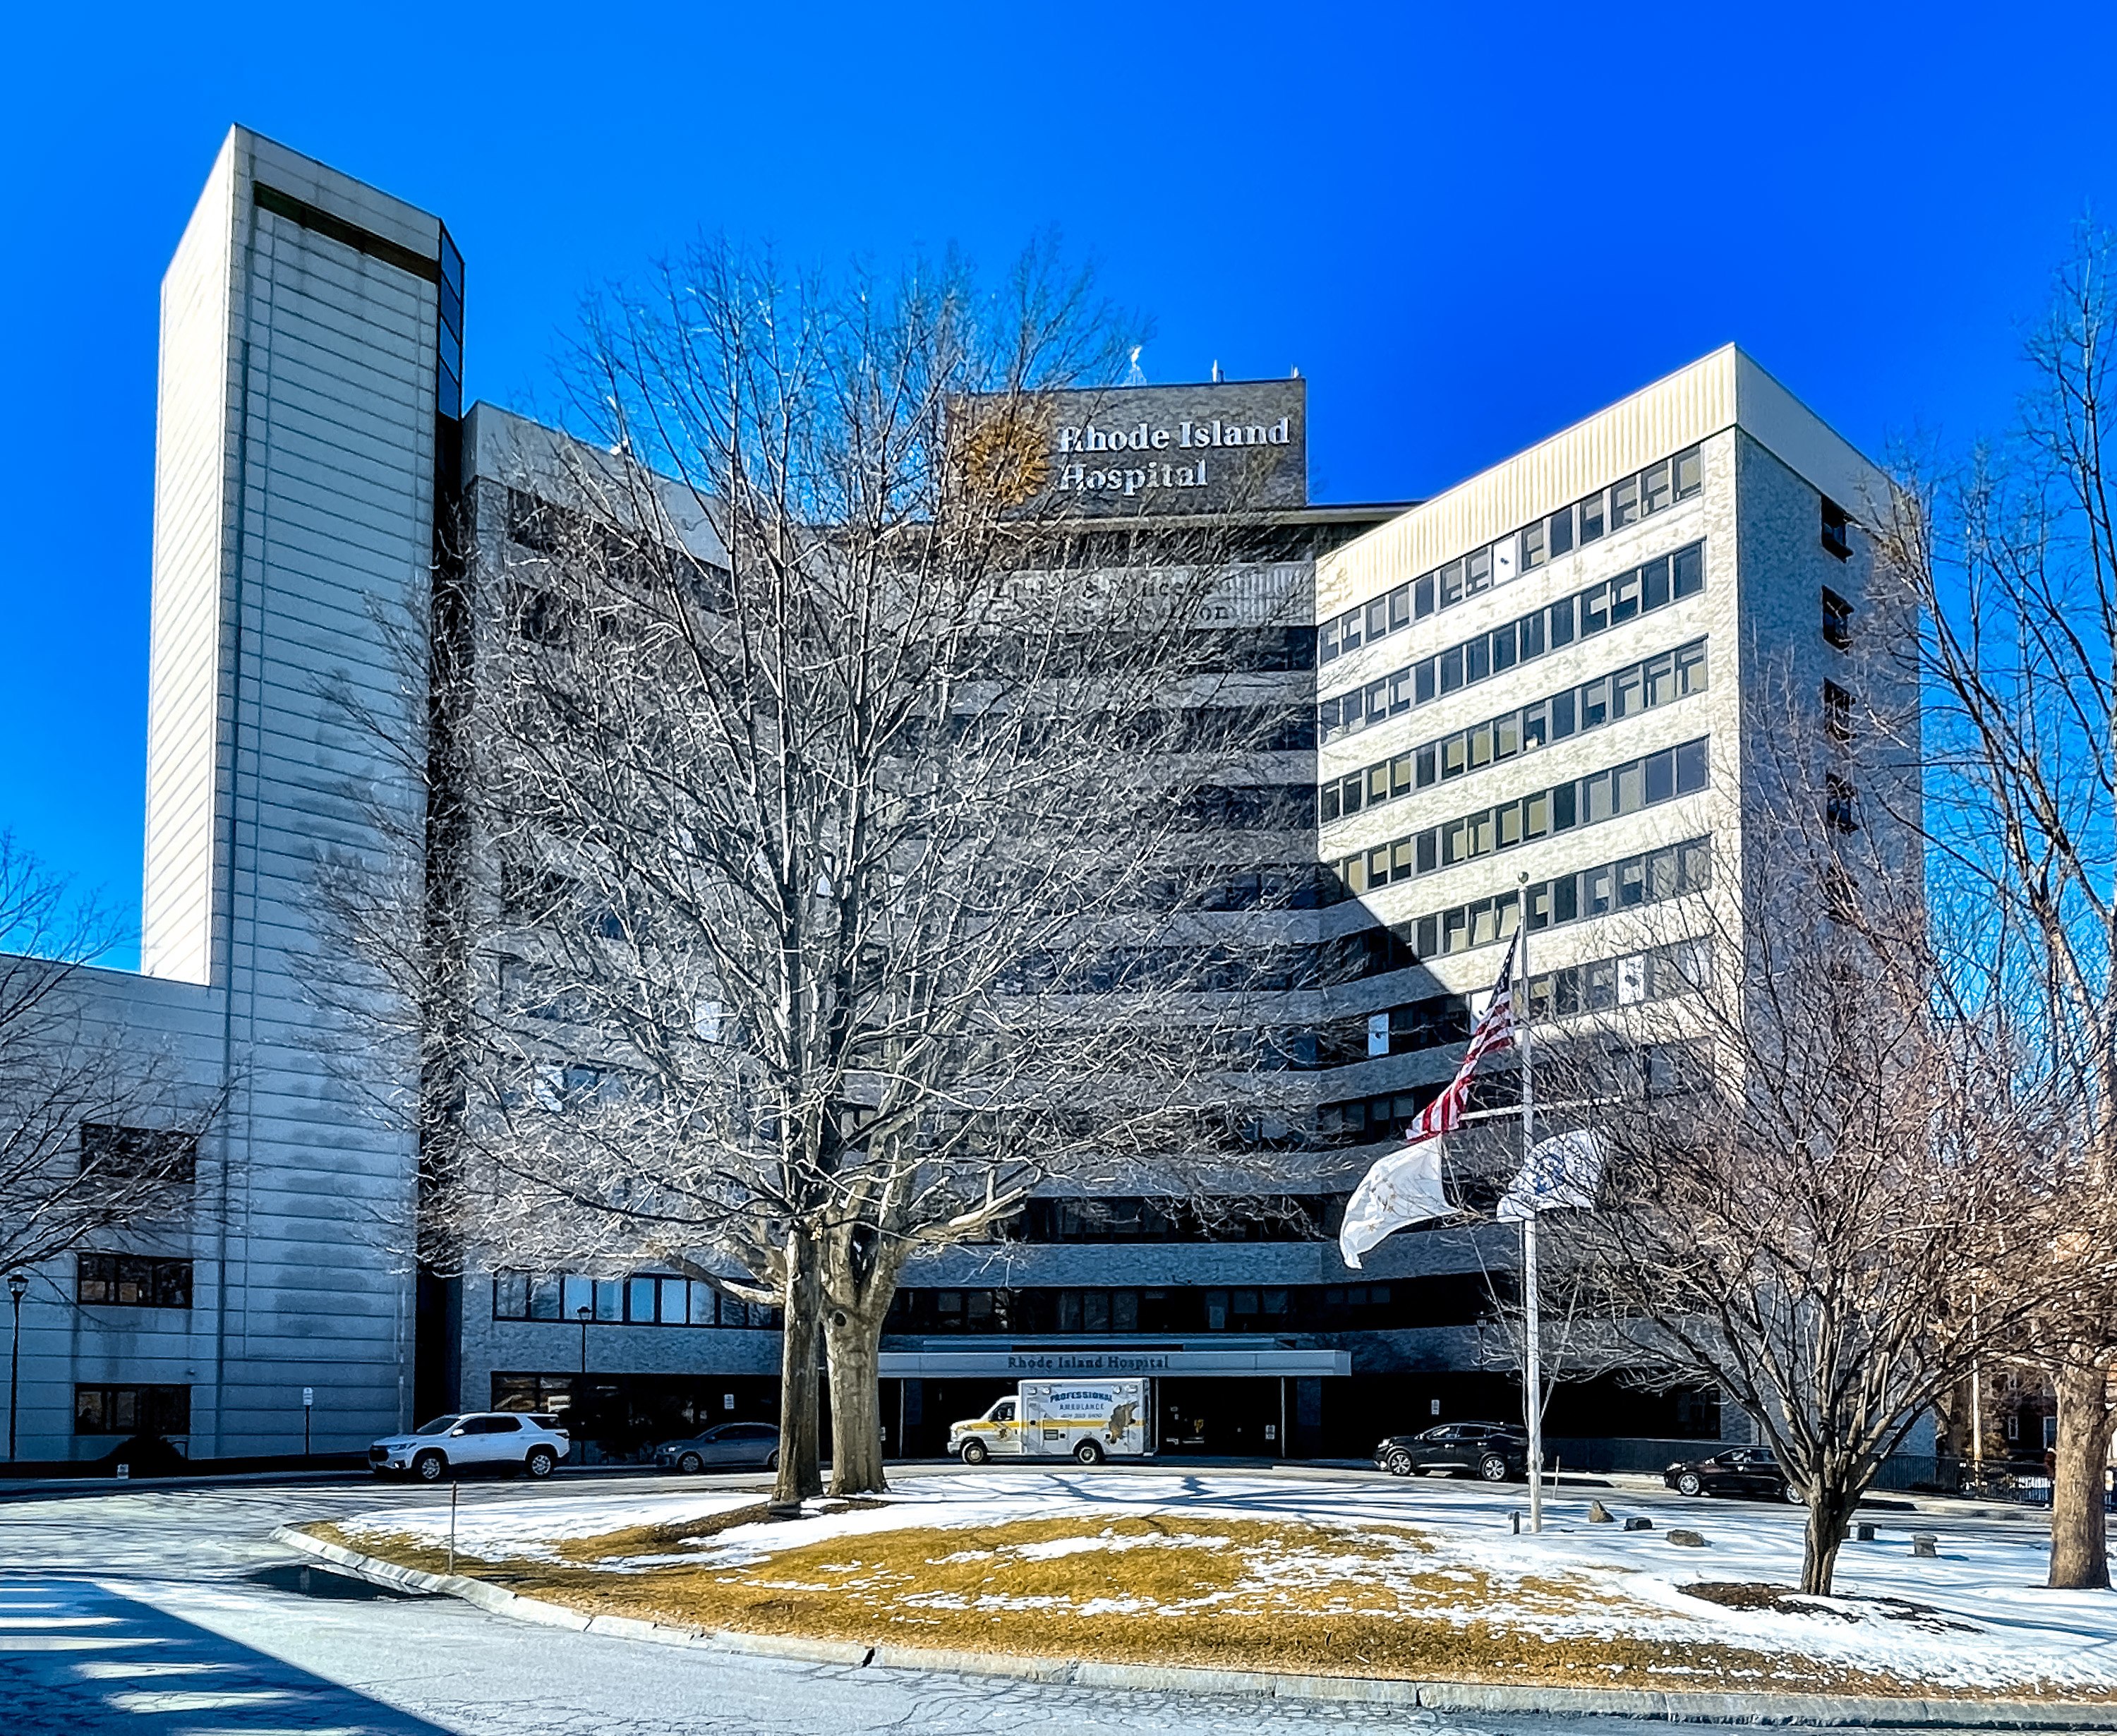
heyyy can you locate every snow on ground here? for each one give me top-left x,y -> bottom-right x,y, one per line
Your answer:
332,1485 -> 765,1563
329,1470 -> 2117,1691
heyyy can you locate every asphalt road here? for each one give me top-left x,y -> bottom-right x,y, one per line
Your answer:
0,1465 -> 2061,1735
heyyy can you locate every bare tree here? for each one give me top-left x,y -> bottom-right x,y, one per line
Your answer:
371,242 -> 1314,1503
1533,771 -> 2050,1597
1874,225 -> 2117,1588
0,835 -> 212,1276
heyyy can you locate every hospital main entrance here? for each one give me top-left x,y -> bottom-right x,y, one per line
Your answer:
879,1342 -> 1347,1459
1154,1377 -> 1286,1456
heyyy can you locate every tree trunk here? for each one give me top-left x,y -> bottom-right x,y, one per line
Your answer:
772,1226 -> 825,1512
1799,1485 -> 1856,1597
2048,1356 -> 2115,1590
824,1298 -> 890,1496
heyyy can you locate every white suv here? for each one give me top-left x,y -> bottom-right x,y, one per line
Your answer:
368,1411 -> 571,1482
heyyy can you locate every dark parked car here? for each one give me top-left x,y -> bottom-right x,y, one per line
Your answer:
1375,1422 -> 1528,1482
1664,1446 -> 1802,1502
653,1421 -> 782,1473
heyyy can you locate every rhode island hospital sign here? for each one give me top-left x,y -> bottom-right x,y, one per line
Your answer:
968,378 -> 1308,517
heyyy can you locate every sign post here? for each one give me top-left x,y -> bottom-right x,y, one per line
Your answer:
302,1386 -> 313,1460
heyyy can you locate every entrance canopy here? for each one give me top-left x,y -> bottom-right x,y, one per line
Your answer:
879,1337 -> 1349,1379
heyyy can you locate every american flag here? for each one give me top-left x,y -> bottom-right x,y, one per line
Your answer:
1404,935 -> 1519,1145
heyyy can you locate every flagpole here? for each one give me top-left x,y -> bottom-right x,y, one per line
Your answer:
1518,872 -> 1543,1535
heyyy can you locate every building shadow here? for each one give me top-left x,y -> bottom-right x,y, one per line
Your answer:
0,1573 -> 453,1733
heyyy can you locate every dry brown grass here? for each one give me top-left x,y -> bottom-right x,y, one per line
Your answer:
308,1512 -> 2107,1701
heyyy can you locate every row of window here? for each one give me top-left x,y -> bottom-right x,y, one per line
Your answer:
1319,543 -> 1706,745
1238,994 -> 1473,1073
511,854 -> 1348,936
1320,639 -> 1710,826
75,1383 -> 191,1437
1317,446 -> 1705,665
1412,836 -> 1713,960
1006,926 -> 1418,995
884,1275 -> 1492,1334
1138,864 -> 1341,913
1169,784 -> 1315,832
958,625 -> 1319,677
1316,1080 -> 1466,1147
899,704 -> 1317,759
1332,737 -> 1711,897
1316,1040 -> 1708,1147
1524,936 -> 1711,1022
78,1254 -> 193,1310
1356,994 -> 1476,1060
493,1272 -> 784,1330
508,487 -> 1337,682
1006,1195 -> 1346,1243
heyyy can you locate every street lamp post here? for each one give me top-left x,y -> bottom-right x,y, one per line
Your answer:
576,1304 -> 592,1469
8,1272 -> 28,1463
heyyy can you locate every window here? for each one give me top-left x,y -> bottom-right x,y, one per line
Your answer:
1317,544 -> 1708,745
1821,498 -> 1851,560
1645,1042 -> 1712,1099
1676,641 -> 1708,696
1823,680 -> 1854,742
1673,544 -> 1703,597
493,1373 -> 576,1414
1823,587 -> 1853,649
78,1254 -> 192,1309
74,1384 -> 191,1437
1821,860 -> 1854,927
80,1124 -> 195,1186
1520,519 -> 1548,571
1610,476 -> 1640,529
506,487 -> 562,553
1827,774 -> 1860,833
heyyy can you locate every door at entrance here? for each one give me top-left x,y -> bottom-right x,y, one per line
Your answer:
1157,1378 -> 1284,1457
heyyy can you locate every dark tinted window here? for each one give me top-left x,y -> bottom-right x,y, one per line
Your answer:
80,1123 -> 196,1185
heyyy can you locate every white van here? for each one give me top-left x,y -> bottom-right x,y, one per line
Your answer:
948,1378 -> 1150,1464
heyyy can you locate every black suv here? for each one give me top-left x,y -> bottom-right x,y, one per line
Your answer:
1664,1446 -> 1802,1502
1376,1422 -> 1528,1482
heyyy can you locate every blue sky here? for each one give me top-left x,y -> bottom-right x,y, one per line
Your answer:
4,2 -> 2114,968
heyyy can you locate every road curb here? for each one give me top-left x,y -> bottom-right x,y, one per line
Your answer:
267,1525 -> 2117,1728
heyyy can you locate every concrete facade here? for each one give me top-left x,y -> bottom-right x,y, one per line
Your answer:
6,127 -> 450,1461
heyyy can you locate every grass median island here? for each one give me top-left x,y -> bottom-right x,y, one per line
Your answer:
304,1506 -> 2075,1699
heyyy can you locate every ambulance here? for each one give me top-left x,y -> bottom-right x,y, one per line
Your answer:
947,1378 -> 1151,1464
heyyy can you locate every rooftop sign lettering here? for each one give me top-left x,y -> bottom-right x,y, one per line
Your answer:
960,379 -> 1308,517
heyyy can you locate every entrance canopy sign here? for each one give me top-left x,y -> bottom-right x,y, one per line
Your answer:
879,1344 -> 1348,1378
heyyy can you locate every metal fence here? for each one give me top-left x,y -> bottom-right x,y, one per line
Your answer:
1543,1435 -> 1960,1494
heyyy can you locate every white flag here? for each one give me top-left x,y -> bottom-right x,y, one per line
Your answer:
1339,1137 -> 1455,1270
1499,1128 -> 1608,1221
